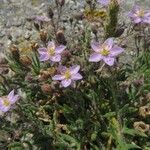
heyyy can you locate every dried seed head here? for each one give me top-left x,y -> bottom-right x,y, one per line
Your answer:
39,30 -> 48,42
20,55 -> 32,67
34,22 -> 40,31
41,84 -> 53,94
134,121 -> 150,133
139,106 -> 150,118
62,50 -> 71,58
31,42 -> 39,51
39,68 -> 56,81
9,45 -> 20,60
56,0 -> 65,7
56,30 -> 67,45
48,7 -> 54,19
146,93 -> 150,101
91,24 -> 98,35
73,12 -> 84,20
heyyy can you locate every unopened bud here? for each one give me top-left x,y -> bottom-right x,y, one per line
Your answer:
10,45 -> 20,60
41,84 -> 53,94
31,42 -> 39,51
40,30 -> 48,42
56,30 -> 67,45
48,7 -> 54,19
20,55 -> 32,67
56,0 -> 65,7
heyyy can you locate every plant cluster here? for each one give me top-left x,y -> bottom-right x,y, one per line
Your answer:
0,0 -> 150,149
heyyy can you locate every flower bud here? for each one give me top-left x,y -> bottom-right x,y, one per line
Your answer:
31,42 -> 39,51
9,45 -> 20,61
20,55 -> 32,67
56,0 -> 65,7
41,84 -> 53,94
134,121 -> 150,133
56,30 -> 67,45
139,106 -> 150,118
39,30 -> 48,42
48,7 -> 54,19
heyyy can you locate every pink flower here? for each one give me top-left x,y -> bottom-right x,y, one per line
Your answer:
52,65 -> 83,87
35,16 -> 50,22
129,5 -> 150,24
89,38 -> 124,66
0,90 -> 19,112
38,41 -> 66,62
97,0 -> 110,6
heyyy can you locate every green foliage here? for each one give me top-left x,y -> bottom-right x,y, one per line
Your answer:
0,0 -> 150,149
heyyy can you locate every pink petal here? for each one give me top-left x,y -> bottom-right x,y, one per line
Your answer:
61,79 -> 72,87
71,73 -> 83,80
38,48 -> 47,54
55,45 -> 66,54
102,38 -> 114,50
57,65 -> 67,74
0,106 -> 11,112
8,90 -> 14,100
143,15 -> 150,24
69,65 -> 80,75
98,0 -> 110,6
103,57 -> 115,66
91,42 -> 101,52
132,5 -> 141,13
50,54 -> 61,62
89,53 -> 103,62
132,17 -> 142,23
9,95 -> 19,104
39,53 -> 49,61
144,11 -> 150,17
48,41 -> 55,49
110,45 -> 124,57
52,75 -> 65,81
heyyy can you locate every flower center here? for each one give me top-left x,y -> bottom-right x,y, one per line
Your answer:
100,49 -> 110,56
137,10 -> 144,17
64,70 -> 71,79
48,47 -> 55,56
3,98 -> 10,107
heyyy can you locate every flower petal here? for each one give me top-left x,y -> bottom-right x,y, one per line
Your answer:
91,42 -> 101,52
89,53 -> 103,62
110,45 -> 124,57
132,17 -> 142,23
143,14 -> 150,24
48,41 -> 55,49
69,65 -> 80,75
8,90 -> 14,100
103,57 -> 115,66
38,48 -> 47,54
98,0 -> 110,6
102,38 -> 114,50
57,65 -> 67,74
50,54 -> 61,62
61,79 -> 72,87
39,53 -> 49,61
71,73 -> 83,80
55,45 -> 66,54
52,75 -> 65,81
0,105 -> 11,112
9,95 -> 19,104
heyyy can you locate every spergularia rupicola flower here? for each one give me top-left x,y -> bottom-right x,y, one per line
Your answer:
35,15 -> 51,22
89,38 -> 124,66
52,65 -> 83,87
38,41 -> 66,62
129,5 -> 150,24
0,90 -> 19,112
97,0 -> 110,6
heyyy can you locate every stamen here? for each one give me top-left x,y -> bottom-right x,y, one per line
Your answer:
64,70 -> 71,79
